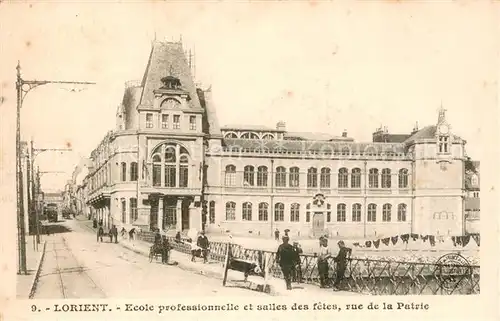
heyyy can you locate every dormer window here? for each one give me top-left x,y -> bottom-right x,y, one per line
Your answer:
438,136 -> 449,153
160,76 -> 182,90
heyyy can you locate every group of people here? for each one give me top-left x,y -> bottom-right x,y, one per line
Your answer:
96,223 -> 118,243
276,235 -> 351,291
154,230 -> 172,264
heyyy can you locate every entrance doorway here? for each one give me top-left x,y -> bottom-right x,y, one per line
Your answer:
313,212 -> 325,237
181,199 -> 190,231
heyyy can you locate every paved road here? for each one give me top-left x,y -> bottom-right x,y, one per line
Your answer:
34,219 -> 265,298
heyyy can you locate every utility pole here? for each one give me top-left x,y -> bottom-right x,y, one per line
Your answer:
30,141 -> 72,245
16,62 -> 95,274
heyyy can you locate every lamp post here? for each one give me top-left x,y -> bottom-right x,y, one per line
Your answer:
16,61 -> 95,274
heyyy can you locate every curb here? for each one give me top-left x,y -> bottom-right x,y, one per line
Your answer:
28,241 -> 47,299
119,241 -> 274,295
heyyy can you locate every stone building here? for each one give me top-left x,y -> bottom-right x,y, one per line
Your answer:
83,40 -> 472,238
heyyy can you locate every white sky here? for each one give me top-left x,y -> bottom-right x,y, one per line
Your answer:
0,2 -> 497,191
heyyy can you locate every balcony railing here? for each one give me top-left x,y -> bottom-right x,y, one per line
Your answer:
137,233 -> 480,295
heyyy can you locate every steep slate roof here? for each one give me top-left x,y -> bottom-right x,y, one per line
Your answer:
222,138 -> 406,154
404,125 -> 462,144
285,131 -> 353,142
139,41 -> 202,109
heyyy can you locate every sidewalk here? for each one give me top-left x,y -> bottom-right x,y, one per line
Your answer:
16,236 -> 47,299
74,215 -> 355,297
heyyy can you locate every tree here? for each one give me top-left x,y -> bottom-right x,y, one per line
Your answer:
465,157 -> 477,173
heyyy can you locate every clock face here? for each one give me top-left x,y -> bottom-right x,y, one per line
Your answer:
162,98 -> 181,109
438,124 -> 449,134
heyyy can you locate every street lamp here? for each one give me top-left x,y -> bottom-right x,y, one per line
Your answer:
16,61 -> 95,275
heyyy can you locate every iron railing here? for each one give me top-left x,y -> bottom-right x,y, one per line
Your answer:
137,231 -> 479,295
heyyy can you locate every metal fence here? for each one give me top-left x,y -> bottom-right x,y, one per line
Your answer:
137,231 -> 479,295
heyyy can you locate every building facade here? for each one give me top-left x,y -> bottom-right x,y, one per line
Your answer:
82,40 -> 473,239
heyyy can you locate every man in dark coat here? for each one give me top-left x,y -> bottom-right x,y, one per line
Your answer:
276,236 -> 295,290
291,242 -> 303,283
97,225 -> 104,242
161,235 -> 171,264
197,231 -> 210,263
332,240 -> 352,291
110,225 -> 118,243
154,229 -> 162,247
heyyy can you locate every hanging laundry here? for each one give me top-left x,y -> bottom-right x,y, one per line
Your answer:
429,235 -> 436,247
365,241 -> 372,248
373,239 -> 380,248
462,235 -> 471,247
382,238 -> 390,246
401,234 -> 410,243
391,236 -> 399,245
411,233 -> 419,241
472,234 -> 480,246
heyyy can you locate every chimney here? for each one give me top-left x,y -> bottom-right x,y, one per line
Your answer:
276,121 -> 286,131
411,121 -> 419,135
342,129 -> 347,138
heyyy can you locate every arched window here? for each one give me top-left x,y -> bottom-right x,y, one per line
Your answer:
165,146 -> 177,187
179,155 -> 189,187
367,203 -> 377,222
352,203 -> 362,222
225,202 -> 236,221
275,166 -> 286,187
381,168 -> 391,188
225,132 -> 238,139
307,167 -> 318,188
242,202 -> 252,221
320,168 -> 331,188
152,154 -> 161,187
398,169 -> 409,188
397,204 -> 407,222
257,166 -> 268,187
338,168 -> 348,188
121,162 -> 127,182
209,201 -> 215,224
258,203 -> 268,221
130,198 -> 138,222
274,203 -> 284,221
241,132 -> 259,139
471,174 -> 479,186
243,165 -> 255,186
225,165 -> 236,186
382,204 -> 392,222
351,168 -> 361,188
337,204 -> 346,222
289,167 -> 300,187
369,168 -> 379,188
262,133 -> 275,140
290,203 -> 300,222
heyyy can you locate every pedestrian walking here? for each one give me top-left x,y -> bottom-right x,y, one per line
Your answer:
274,228 -> 280,241
175,231 -> 182,243
317,236 -> 331,288
128,228 -> 136,240
197,231 -> 210,263
97,225 -> 104,242
332,240 -> 352,291
111,225 -> 118,243
161,235 -> 171,264
276,236 -> 295,290
120,227 -> 127,238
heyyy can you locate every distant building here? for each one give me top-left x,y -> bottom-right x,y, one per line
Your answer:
81,40 -> 476,238
464,160 -> 480,234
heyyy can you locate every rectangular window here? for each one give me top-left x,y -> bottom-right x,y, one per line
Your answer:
121,199 -> 126,223
162,114 -> 169,129
179,166 -> 188,188
153,164 -> 161,187
209,201 -> 215,224
165,206 -> 177,227
173,115 -> 180,129
130,198 -> 137,222
189,116 -> 196,130
146,113 -> 153,128
165,165 -> 176,187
